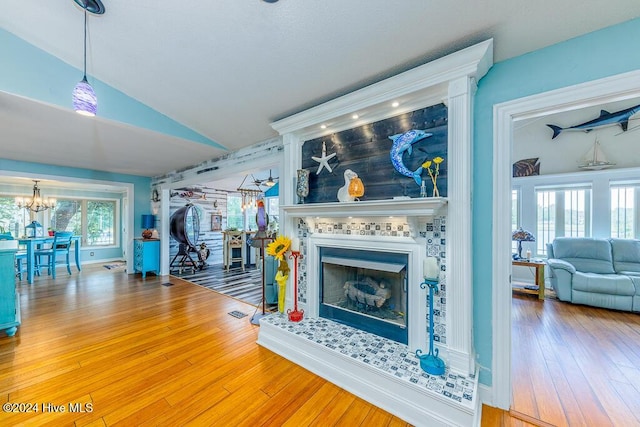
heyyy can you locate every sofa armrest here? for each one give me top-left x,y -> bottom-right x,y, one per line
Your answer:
546,258 -> 576,274
546,258 -> 575,302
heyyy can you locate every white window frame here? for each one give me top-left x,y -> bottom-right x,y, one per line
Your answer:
610,181 -> 640,239
51,197 -> 120,248
534,184 -> 591,255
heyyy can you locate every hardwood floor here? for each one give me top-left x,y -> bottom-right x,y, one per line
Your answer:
5,266 -> 638,426
511,293 -> 640,427
0,266 -> 411,426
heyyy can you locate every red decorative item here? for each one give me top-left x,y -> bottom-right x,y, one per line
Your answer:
287,250 -> 304,322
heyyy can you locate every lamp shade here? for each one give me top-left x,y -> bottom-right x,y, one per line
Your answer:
73,78 -> 97,116
141,214 -> 156,229
512,227 -> 535,259
512,227 -> 535,242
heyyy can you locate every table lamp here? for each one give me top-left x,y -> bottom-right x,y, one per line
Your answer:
512,227 -> 535,260
141,214 -> 156,239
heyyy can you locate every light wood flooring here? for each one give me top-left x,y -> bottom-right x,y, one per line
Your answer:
3,266 -> 639,426
0,266 -> 410,426
510,293 -> 640,427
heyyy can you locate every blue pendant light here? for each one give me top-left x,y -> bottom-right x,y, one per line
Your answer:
72,0 -> 104,116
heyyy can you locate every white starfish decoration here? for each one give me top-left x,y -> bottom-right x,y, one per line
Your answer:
311,141 -> 337,175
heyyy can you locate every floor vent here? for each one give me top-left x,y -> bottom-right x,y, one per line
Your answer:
228,310 -> 248,318
161,282 -> 174,287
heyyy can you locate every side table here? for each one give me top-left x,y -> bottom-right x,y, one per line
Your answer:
512,259 -> 545,300
134,238 -> 160,278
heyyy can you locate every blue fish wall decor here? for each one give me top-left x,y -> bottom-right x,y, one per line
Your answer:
546,103 -> 640,139
389,129 -> 433,186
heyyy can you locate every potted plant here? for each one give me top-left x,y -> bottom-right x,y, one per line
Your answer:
47,228 -> 55,237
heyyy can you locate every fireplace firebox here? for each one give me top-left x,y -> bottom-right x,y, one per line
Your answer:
319,247 -> 408,344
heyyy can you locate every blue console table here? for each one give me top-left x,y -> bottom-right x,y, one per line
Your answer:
0,244 -> 21,337
134,239 -> 160,278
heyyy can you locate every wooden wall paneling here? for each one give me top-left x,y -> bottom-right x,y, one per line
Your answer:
301,104 -> 448,203
168,187 -> 228,267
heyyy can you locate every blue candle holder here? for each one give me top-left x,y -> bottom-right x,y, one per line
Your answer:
416,277 -> 446,376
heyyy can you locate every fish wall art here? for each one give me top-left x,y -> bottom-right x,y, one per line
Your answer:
389,129 -> 433,186
546,103 -> 640,139
512,158 -> 540,177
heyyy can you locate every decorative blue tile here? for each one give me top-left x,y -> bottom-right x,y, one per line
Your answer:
299,215 -> 448,349
261,314 -> 474,406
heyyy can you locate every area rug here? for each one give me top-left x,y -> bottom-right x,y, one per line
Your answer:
174,264 -> 275,309
103,262 -> 126,271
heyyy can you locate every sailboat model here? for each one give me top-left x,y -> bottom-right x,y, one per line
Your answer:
578,139 -> 615,170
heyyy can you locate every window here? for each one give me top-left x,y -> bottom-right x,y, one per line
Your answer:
226,195 -> 244,229
51,199 -> 117,246
0,197 -> 30,237
267,197 -> 279,217
0,196 -> 117,247
611,183 -> 638,238
245,202 -> 258,231
511,189 -> 519,252
87,201 -> 116,245
536,186 -> 591,255
227,194 -> 277,231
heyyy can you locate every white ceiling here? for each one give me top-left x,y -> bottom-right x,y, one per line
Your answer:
1,0 -> 639,180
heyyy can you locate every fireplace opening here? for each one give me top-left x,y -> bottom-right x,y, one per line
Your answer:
319,247 -> 408,344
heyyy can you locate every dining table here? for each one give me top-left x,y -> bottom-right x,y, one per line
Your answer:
18,236 -> 82,284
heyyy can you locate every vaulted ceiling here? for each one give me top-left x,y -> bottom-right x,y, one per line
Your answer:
1,0 -> 639,178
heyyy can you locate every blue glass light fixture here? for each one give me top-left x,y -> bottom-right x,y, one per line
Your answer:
72,1 -> 100,116
73,77 -> 97,116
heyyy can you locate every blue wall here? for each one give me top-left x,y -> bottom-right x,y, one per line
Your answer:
0,29 -> 224,149
473,17 -> 640,385
0,158 -> 150,262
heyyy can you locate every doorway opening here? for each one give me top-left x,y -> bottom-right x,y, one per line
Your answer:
492,69 -> 640,411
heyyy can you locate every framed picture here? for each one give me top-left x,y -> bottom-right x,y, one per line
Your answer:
211,214 -> 222,231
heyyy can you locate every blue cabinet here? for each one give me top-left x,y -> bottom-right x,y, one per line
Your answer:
0,246 -> 20,337
134,239 -> 160,278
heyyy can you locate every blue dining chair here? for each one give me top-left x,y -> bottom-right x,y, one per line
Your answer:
34,231 -> 74,279
0,233 -> 28,280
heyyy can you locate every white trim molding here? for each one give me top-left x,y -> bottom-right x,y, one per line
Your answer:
492,69 -> 640,409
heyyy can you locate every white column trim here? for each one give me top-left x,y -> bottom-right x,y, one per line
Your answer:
282,133 -> 302,311
445,76 -> 476,374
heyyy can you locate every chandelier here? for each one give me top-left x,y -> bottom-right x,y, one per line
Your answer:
237,175 -> 263,211
15,180 -> 56,213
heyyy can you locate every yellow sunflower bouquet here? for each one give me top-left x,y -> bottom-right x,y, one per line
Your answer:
267,235 -> 292,312
266,235 -> 291,261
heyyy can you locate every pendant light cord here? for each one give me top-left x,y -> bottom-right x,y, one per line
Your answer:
83,2 -> 88,80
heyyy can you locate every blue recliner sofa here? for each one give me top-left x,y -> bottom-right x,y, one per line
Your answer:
546,237 -> 640,312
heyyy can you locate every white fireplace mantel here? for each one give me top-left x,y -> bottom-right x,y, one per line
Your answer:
281,197 -> 447,218
262,38 -> 493,425
282,198 -> 447,237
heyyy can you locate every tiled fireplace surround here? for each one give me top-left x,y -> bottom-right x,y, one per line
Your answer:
257,40 -> 493,426
257,203 -> 478,426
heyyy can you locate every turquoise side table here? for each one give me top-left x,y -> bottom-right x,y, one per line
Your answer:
134,239 -> 160,278
0,244 -> 21,337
